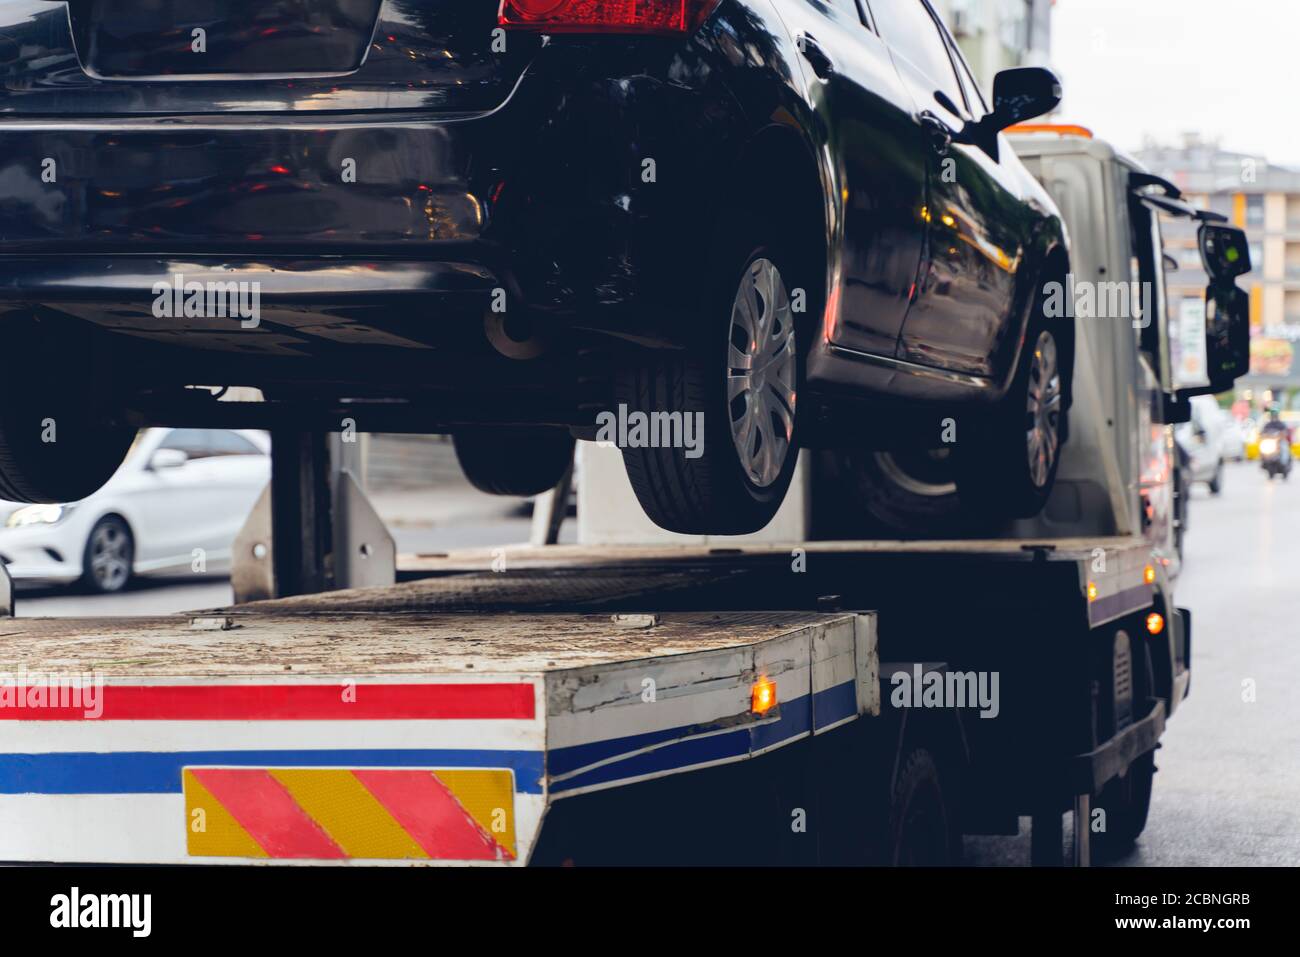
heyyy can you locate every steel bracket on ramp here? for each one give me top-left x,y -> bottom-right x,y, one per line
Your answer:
231,431 -> 395,603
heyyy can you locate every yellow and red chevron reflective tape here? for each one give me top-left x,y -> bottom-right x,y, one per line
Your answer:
183,767 -> 516,861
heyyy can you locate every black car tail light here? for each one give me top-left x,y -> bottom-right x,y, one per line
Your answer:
498,0 -> 720,34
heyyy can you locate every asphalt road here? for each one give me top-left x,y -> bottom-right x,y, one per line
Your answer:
1119,458 -> 1300,866
10,463 -> 1296,866
966,458 -> 1300,866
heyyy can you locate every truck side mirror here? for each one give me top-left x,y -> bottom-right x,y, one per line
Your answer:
1199,224 -> 1252,394
1169,224 -> 1252,401
1200,223 -> 1252,282
1200,282 -> 1251,393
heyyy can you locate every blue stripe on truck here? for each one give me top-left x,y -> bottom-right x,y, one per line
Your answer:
550,728 -> 753,794
0,749 -> 546,795
813,679 -> 858,728
550,681 -> 859,794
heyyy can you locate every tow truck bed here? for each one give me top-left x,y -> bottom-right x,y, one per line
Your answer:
0,538 -> 1174,866
0,603 -> 874,865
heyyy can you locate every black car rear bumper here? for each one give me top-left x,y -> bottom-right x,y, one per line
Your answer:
0,115 -> 495,252
0,46 -> 735,356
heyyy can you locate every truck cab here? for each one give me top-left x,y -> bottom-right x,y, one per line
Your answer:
1009,127 -> 1253,577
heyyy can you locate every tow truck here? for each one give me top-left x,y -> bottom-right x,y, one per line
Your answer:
0,129 -> 1251,867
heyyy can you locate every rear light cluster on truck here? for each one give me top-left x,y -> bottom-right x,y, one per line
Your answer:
498,0 -> 720,33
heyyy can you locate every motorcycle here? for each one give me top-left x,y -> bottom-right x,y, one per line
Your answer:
1259,431 -> 1293,481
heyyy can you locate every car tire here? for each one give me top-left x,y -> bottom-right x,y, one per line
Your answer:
453,428 -> 575,497
80,515 -> 134,595
615,220 -> 809,535
0,316 -> 135,503
1092,750 -> 1156,861
954,313 -> 1068,520
1208,460 -> 1224,496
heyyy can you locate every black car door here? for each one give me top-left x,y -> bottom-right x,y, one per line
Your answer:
867,0 -> 1027,379
777,0 -> 928,359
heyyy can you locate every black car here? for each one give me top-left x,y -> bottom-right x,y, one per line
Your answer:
0,0 -> 1071,534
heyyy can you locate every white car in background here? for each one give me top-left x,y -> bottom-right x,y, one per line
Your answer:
1218,410 -> 1248,462
0,429 -> 269,593
1174,396 -> 1231,496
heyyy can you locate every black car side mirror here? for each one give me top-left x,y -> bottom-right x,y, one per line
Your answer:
990,67 -> 1062,130
960,67 -> 1062,159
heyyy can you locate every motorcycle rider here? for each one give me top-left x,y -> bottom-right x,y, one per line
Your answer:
1259,408 -> 1293,478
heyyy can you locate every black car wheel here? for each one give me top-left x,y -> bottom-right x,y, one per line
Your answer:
955,320 -> 1067,519
453,427 -> 575,497
617,225 -> 808,535
0,317 -> 135,504
81,515 -> 134,595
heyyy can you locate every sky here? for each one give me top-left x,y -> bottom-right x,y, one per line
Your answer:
1050,0 -> 1298,167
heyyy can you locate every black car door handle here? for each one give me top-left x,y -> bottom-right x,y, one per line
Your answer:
797,33 -> 834,79
919,111 -> 953,154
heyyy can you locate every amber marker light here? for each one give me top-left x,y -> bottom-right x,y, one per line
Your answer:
1005,123 -> 1095,139
751,679 -> 777,715
1143,565 -> 1157,585
1086,581 -> 1098,601
1146,613 -> 1165,635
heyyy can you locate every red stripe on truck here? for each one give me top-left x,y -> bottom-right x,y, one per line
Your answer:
0,683 -> 535,721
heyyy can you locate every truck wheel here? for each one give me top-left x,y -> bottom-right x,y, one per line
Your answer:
80,515 -> 134,595
888,747 -> 961,866
453,428 -> 574,496
616,225 -> 808,535
0,317 -> 135,503
1208,461 -> 1224,495
954,319 -> 1068,519
1092,750 -> 1155,860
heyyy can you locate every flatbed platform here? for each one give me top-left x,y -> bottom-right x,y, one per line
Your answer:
226,536 -> 1159,631
397,536 -> 1149,571
0,610 -> 855,676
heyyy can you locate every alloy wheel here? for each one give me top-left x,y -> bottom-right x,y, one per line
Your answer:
89,521 -> 132,592
1025,329 -> 1062,488
726,257 -> 798,488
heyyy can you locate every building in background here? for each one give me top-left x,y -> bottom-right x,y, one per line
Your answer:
932,0 -> 1053,91
1137,135 -> 1300,402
